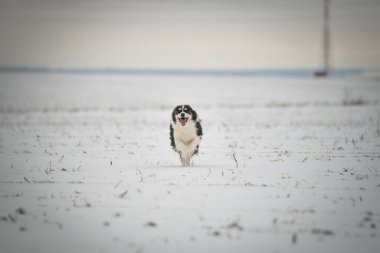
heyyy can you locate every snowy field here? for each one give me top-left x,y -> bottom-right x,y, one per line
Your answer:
0,73 -> 380,253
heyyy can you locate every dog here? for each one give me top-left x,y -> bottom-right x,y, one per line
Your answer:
170,105 -> 203,166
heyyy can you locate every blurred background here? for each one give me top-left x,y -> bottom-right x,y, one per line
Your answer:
0,0 -> 379,73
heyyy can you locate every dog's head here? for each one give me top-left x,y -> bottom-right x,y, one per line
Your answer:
172,104 -> 198,126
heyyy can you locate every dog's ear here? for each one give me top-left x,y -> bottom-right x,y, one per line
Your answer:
172,105 -> 181,122
192,109 -> 198,121
186,105 -> 198,121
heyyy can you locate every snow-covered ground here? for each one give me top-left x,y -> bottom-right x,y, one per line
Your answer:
0,73 -> 379,253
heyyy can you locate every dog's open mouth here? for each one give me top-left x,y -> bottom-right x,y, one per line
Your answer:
178,117 -> 189,126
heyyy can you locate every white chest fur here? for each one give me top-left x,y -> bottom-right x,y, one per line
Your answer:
172,120 -> 200,155
173,121 -> 196,141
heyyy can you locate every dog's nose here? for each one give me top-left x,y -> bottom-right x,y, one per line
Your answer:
181,113 -> 185,117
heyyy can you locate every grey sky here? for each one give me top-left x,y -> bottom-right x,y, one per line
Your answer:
0,0 -> 379,70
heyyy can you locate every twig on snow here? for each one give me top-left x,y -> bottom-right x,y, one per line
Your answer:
232,153 -> 239,168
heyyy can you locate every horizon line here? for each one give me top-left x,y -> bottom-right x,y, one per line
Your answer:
0,66 -> 363,77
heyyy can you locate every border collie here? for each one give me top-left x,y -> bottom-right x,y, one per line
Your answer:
170,105 -> 203,166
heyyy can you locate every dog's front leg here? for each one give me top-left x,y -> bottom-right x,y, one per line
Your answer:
181,153 -> 190,167
178,151 -> 186,166
185,156 -> 191,166
181,156 -> 187,166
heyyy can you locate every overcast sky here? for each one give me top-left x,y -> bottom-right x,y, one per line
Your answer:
0,0 -> 379,70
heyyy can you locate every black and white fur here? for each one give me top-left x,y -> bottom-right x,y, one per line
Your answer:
170,105 -> 203,166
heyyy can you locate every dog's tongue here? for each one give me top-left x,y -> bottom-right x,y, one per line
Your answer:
179,118 -> 188,126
